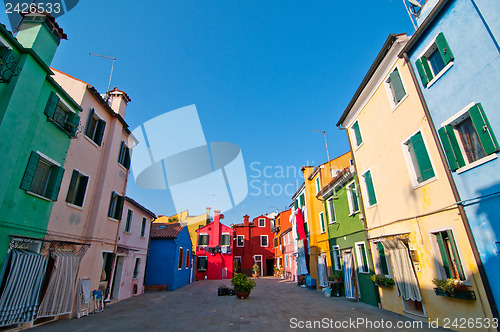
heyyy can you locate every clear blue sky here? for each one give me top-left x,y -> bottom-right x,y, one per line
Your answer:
1,1 -> 415,224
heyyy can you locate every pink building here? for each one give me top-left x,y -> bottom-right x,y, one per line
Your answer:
282,227 -> 297,281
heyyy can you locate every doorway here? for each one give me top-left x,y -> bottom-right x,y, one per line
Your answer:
254,255 -> 262,276
111,256 -> 125,300
266,259 -> 274,276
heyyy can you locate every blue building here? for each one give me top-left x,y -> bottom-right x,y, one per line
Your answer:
401,0 -> 500,315
145,223 -> 193,291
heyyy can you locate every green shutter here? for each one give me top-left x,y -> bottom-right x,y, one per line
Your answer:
352,121 -> 363,146
85,108 -> 95,136
469,103 -> 500,155
363,170 -> 377,205
377,242 -> 389,275
123,147 -> 131,169
95,120 -> 106,146
47,166 -> 65,201
20,151 -> 40,190
44,92 -> 59,119
299,194 -> 305,207
65,112 -> 80,137
319,213 -> 325,232
359,243 -> 368,272
435,232 -> 453,278
415,58 -> 433,86
118,141 -> 125,164
108,191 -> 116,217
65,170 -> 79,203
435,32 -> 454,65
438,125 -> 466,171
446,230 -> 466,280
409,132 -> 435,182
294,199 -> 298,210
389,69 -> 406,103
116,194 -> 125,220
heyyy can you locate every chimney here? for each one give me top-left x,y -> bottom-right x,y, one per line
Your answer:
16,12 -> 67,65
213,210 -> 221,246
243,215 -> 250,227
107,87 -> 131,118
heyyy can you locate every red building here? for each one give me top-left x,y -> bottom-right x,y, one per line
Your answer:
232,215 -> 275,277
195,211 -> 233,280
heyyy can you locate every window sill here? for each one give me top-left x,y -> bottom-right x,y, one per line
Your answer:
140,236 -> 146,239
358,270 -> 370,274
349,210 -> 360,217
84,135 -> 102,149
354,142 -> 364,152
118,163 -> 130,172
123,231 -> 132,235
26,191 -> 52,202
391,94 -> 408,112
67,202 -> 84,211
426,62 -> 454,89
365,202 -> 378,209
108,217 -> 120,222
456,154 -> 497,174
412,176 -> 438,190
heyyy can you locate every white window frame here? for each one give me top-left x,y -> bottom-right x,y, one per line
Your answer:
351,120 -> 364,150
418,34 -> 454,88
315,176 -> 321,194
332,245 -> 341,271
327,197 -> 336,224
360,168 -> 378,208
258,218 -> 265,227
197,256 -> 208,271
428,226 -> 469,282
346,180 -> 360,216
66,168 -> 90,210
236,235 -> 244,247
371,242 -> 390,278
319,212 -> 326,234
260,235 -> 268,247
178,247 -> 184,270
221,232 -> 231,247
401,128 -> 438,189
355,242 -> 369,274
384,64 -> 408,111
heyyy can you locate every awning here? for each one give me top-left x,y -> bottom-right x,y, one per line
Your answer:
38,250 -> 80,318
0,250 -> 47,326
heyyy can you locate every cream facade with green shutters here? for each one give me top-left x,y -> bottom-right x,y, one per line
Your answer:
338,33 -> 492,325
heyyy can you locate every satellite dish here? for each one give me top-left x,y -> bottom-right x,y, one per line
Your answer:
408,0 -> 422,7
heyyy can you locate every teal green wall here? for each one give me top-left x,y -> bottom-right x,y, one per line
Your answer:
324,176 -> 378,307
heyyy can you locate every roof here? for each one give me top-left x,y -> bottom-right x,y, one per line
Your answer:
150,223 -> 183,239
317,167 -> 354,198
21,12 -> 67,40
125,196 -> 156,219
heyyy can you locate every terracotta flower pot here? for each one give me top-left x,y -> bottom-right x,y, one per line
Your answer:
252,274 -> 259,279
235,291 -> 251,299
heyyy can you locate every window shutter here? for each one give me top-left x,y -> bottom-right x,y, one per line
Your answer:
65,170 -> 79,203
116,194 -> 125,220
20,151 -> 40,190
75,175 -> 88,206
123,148 -> 131,169
299,194 -> 305,207
65,112 -> 80,137
446,230 -> 466,280
118,141 -> 125,163
363,170 -> 377,205
435,32 -> 454,65
435,232 -> 453,278
47,166 -> 65,201
438,125 -> 465,171
294,199 -> 298,210
359,244 -> 368,271
416,57 -> 434,86
389,70 -> 406,103
95,120 -> 106,146
469,103 -> 500,155
108,191 -> 116,217
85,108 -> 95,136
352,121 -> 362,146
44,92 -> 59,119
377,242 -> 389,275
409,132 -> 435,182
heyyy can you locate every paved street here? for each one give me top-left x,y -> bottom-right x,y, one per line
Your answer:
33,277 -> 442,332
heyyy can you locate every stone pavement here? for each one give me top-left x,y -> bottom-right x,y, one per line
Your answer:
32,277 -> 444,332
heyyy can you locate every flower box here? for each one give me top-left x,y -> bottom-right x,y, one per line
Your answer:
433,287 -> 476,300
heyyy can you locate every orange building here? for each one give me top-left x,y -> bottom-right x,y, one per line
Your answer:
272,209 -> 292,277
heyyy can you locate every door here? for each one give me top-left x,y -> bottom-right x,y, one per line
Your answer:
111,256 -> 125,300
266,259 -> 274,276
254,255 -> 262,276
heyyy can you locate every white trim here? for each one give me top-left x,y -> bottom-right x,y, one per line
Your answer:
84,134 -> 101,149
426,62 -> 453,88
418,33 -> 454,89
260,235 -> 269,247
236,235 -> 244,247
360,168 -> 378,208
384,64 -> 409,111
35,151 -> 60,167
197,256 -> 208,271
198,233 -> 209,246
354,241 -> 369,274
258,218 -> 266,227
440,102 -> 476,127
346,180 -> 360,216
55,92 -> 77,114
221,232 -> 231,247
319,212 -> 326,234
326,197 -> 336,224
456,154 -> 497,174
66,202 -> 84,211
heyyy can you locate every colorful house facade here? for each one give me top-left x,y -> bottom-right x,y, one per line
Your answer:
145,223 -> 193,291
337,33 -> 493,324
401,0 -> 499,315
273,209 -> 292,277
195,211 -> 233,280
232,214 -> 275,277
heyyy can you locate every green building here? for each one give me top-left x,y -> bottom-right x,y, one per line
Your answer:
318,166 -> 378,307
0,13 -> 80,263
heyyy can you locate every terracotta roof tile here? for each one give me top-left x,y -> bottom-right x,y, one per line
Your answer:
151,223 -> 183,239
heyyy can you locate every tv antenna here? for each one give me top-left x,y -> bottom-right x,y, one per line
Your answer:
89,53 -> 116,100
311,129 -> 332,176
403,0 -> 422,30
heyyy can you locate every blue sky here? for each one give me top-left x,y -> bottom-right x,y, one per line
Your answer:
2,1 -> 415,224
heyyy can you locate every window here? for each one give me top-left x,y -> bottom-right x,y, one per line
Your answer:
234,257 -> 242,270
197,256 -> 207,271
221,233 -> 231,246
352,121 -> 363,147
178,248 -> 184,269
404,131 -> 436,185
108,191 -> 125,220
141,217 -> 146,237
273,237 -> 278,248
416,32 -> 454,87
327,197 -> 336,223
285,254 -> 288,267
362,170 -> 377,206
299,193 -> 305,207
236,235 -> 244,247
85,108 -> 106,146
258,218 -> 265,227
65,170 -> 89,207
186,250 -> 190,268
439,103 -> 499,172
44,91 -> 80,137
198,234 -> 209,246
355,242 -> 369,273
433,230 -> 465,280
118,141 -> 131,169
315,177 -> 321,194
20,151 -> 65,201
319,212 -> 326,234
101,252 -> 114,281
385,67 -> 407,107
332,245 -> 341,271
346,181 -> 360,215
375,242 -> 389,276
260,235 -> 268,247
133,258 -> 140,278
125,209 -> 133,232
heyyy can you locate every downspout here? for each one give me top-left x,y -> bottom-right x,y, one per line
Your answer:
402,52 -> 498,318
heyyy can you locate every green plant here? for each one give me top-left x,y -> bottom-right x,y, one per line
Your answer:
333,270 -> 343,279
231,273 -> 256,292
432,278 -> 466,293
327,276 -> 334,281
252,264 -> 260,274
370,274 -> 395,287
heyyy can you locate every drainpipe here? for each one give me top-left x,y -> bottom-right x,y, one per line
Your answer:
402,52 -> 498,318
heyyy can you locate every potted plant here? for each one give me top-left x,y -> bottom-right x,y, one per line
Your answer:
231,273 -> 256,299
273,266 -> 279,277
432,278 -> 475,300
252,264 -> 260,279
333,270 -> 343,282
370,274 -> 395,288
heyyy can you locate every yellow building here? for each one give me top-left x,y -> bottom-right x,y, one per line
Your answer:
300,152 -> 351,286
337,33 -> 493,327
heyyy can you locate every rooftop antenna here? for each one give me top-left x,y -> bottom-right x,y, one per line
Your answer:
89,53 -> 116,101
403,0 -> 422,31
311,129 -> 332,176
